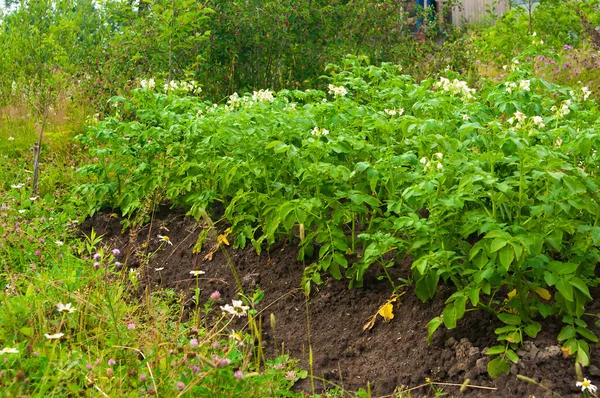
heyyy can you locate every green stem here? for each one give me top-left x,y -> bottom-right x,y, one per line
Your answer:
518,156 -> 524,224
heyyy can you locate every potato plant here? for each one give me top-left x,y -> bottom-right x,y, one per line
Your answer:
76,55 -> 600,377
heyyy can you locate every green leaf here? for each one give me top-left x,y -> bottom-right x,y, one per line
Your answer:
510,242 -> 523,261
332,252 -> 348,268
486,345 -> 506,355
426,316 -> 442,345
502,331 -> 522,344
487,356 -> 510,378
468,287 -> 480,307
543,271 -> 557,286
328,258 -> 342,280
442,297 -> 466,330
557,325 -> 576,341
265,140 -> 290,153
497,313 -> 522,326
495,325 -> 516,335
548,261 -> 579,275
485,230 -> 511,240
501,139 -> 518,156
318,243 -> 331,259
333,238 -> 350,253
19,327 -> 34,337
355,162 -> 370,172
576,327 -> 599,343
524,322 -> 541,338
489,238 -> 508,253
413,256 -> 428,275
569,277 -> 592,300
556,279 -> 574,302
472,250 -> 488,269
414,271 -> 439,302
498,245 -> 514,271
505,349 -> 519,363
576,340 -> 590,366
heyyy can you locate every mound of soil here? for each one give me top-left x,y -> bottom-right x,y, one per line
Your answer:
81,211 -> 600,397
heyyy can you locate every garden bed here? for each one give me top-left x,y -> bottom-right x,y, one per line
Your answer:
82,211 -> 599,397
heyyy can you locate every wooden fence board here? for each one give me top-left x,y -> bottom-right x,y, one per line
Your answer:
447,0 -> 510,25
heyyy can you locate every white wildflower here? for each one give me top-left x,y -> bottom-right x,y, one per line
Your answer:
384,108 -> 404,117
555,137 -> 563,148
311,127 -> 329,137
504,81 -> 517,94
228,92 -> 240,105
576,378 -> 597,394
140,78 -> 155,91
190,270 -> 205,277
582,86 -> 592,101
56,302 -> 76,313
435,77 -> 475,99
221,300 -> 250,317
158,235 -> 173,245
44,332 -> 64,340
10,183 -> 25,189
531,116 -> 544,128
328,84 -> 348,97
252,89 -> 275,103
0,347 -> 18,355
163,80 -> 179,93
519,80 -> 531,91
8,136 -> 15,141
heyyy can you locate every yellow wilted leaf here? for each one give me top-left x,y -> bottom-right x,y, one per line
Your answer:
378,302 -> 394,322
362,314 -> 377,332
507,289 -> 517,299
561,346 -> 572,358
363,293 -> 403,331
534,287 -> 552,300
217,234 -> 230,246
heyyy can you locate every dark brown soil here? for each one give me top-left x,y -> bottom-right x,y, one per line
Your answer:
81,211 -> 600,397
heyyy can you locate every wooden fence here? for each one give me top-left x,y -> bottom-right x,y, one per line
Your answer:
446,0 -> 510,25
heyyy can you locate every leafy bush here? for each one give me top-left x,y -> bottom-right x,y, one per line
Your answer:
473,0 -> 599,66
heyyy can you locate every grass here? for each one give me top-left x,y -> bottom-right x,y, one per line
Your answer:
0,105 -> 305,397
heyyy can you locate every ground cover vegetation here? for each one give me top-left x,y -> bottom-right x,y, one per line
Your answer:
1,0 -> 600,396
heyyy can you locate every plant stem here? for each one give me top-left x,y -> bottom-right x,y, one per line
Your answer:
32,108 -> 49,195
